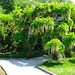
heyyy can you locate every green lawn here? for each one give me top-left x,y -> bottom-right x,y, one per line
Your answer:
40,57 -> 75,75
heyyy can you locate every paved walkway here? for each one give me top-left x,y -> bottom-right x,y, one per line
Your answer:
0,56 -> 51,75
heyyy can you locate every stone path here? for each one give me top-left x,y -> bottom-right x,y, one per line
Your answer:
0,56 -> 51,75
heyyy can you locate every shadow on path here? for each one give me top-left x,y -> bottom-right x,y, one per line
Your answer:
0,55 -> 52,67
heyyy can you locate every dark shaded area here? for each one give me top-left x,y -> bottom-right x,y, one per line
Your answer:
0,30 -> 17,53
52,54 -> 59,60
42,60 -> 63,67
0,0 -> 14,13
69,58 -> 75,64
34,37 -> 43,50
0,49 -> 47,59
65,50 -> 72,57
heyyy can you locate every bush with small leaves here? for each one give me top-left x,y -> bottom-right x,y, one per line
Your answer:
57,22 -> 69,38
45,39 -> 64,60
63,32 -> 75,57
63,18 -> 74,31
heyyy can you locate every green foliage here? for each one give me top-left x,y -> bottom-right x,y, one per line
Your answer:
46,39 -> 64,53
54,22 -> 69,38
64,18 -> 73,26
13,0 -> 73,11
63,18 -> 74,31
72,24 -> 75,32
0,13 -> 18,53
46,39 -> 62,48
0,51 -> 26,58
57,22 -> 69,38
28,34 -> 37,46
0,14 -> 13,22
67,0 -> 73,4
33,2 -> 74,18
0,14 -> 13,39
0,0 -> 73,13
31,17 -> 54,30
46,39 -> 64,51
0,2 -> 75,58
43,30 -> 52,44
14,0 -> 39,9
45,39 -> 64,60
60,3 -> 72,17
0,6 -> 5,14
12,2 -> 75,58
34,3 -> 51,15
63,33 -> 75,52
71,5 -> 75,23
12,6 -> 22,29
0,0 -> 14,13
12,6 -> 22,20
33,0 -> 73,4
58,22 -> 69,33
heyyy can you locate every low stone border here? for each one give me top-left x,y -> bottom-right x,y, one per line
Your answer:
35,65 -> 57,75
0,65 -> 7,75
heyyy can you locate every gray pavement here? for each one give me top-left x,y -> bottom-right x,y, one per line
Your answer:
0,55 -> 51,75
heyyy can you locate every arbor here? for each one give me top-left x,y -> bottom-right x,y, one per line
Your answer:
0,2 -> 75,58
12,2 -> 75,58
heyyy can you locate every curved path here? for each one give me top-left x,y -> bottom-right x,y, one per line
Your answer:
0,56 -> 51,75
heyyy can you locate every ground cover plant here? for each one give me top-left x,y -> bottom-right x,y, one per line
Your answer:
40,57 -> 75,75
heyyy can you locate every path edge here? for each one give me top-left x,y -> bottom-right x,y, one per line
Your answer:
0,65 -> 8,75
35,65 -> 57,75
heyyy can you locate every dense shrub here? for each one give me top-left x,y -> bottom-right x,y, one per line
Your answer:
45,39 -> 64,60
63,33 -> 75,57
0,13 -> 19,53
